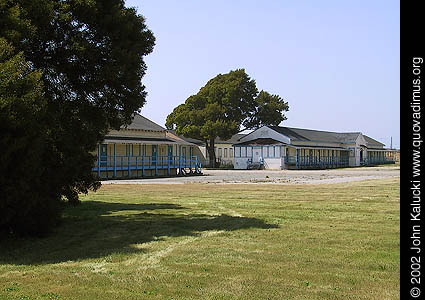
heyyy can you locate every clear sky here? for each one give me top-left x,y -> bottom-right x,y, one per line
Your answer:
126,0 -> 400,148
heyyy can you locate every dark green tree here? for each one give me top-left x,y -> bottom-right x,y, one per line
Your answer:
0,0 -> 155,236
166,69 -> 289,167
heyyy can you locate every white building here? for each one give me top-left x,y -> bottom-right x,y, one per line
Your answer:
233,126 -> 395,170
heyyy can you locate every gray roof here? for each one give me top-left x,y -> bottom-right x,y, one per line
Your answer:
123,114 -> 165,132
363,135 -> 384,147
216,133 -> 246,144
269,126 -> 361,144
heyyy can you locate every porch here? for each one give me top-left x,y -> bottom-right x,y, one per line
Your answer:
93,155 -> 202,179
92,140 -> 202,179
361,149 -> 396,166
285,155 -> 349,169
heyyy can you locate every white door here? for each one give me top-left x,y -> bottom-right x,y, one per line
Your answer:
252,147 -> 262,163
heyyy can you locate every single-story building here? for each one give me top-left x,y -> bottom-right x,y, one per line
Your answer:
92,114 -> 202,179
233,126 -> 396,170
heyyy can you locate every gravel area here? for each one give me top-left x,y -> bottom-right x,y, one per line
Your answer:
102,166 -> 400,185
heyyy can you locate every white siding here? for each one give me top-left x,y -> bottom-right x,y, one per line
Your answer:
275,146 -> 281,157
247,147 -> 252,157
241,147 -> 246,157
235,147 -> 240,157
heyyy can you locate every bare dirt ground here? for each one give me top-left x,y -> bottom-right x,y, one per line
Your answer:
102,165 -> 400,185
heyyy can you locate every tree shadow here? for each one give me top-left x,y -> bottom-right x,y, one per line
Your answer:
0,201 -> 278,265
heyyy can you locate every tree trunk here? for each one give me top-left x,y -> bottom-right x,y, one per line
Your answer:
206,138 -> 216,168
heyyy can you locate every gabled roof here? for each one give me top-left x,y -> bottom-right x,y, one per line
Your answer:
363,135 -> 385,147
123,114 -> 165,132
269,126 -> 361,144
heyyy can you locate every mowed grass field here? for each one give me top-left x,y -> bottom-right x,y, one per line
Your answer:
0,178 -> 399,300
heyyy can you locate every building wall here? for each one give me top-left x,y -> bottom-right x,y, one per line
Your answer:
214,143 -> 235,165
234,143 -> 353,170
201,143 -> 235,166
234,144 -> 285,169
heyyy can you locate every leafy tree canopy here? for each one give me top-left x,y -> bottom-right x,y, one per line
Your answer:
0,0 -> 155,236
166,69 -> 289,167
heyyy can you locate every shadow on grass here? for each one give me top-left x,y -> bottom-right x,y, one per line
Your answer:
0,201 -> 278,265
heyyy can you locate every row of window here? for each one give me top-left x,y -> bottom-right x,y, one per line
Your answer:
206,147 -> 234,158
218,147 -> 234,158
226,146 -> 389,159
100,144 -> 192,157
297,148 -> 340,157
234,146 -> 348,158
234,146 -> 283,158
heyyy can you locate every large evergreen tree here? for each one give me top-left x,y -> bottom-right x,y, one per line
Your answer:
166,69 -> 289,167
0,0 -> 155,236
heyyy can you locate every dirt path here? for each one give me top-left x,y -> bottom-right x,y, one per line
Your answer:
102,166 -> 400,185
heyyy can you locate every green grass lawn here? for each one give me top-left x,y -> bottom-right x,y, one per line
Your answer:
0,179 -> 400,300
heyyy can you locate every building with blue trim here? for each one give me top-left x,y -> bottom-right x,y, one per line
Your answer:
92,114 -> 202,179
233,126 -> 395,170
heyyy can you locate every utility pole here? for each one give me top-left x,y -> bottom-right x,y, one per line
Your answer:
390,136 -> 392,149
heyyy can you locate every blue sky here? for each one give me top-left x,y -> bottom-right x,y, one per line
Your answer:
126,0 -> 400,148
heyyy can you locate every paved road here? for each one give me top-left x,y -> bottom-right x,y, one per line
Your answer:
102,166 -> 400,185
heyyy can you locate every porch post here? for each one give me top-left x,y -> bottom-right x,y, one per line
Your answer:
155,144 -> 158,176
179,145 -> 182,174
142,144 -> 145,177
168,145 -> 171,176
113,144 -> 116,177
127,144 -> 131,177
97,144 -> 101,177
296,148 -> 299,169
189,147 -> 193,173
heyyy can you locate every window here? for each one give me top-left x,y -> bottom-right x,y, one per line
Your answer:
235,147 -> 240,157
241,147 -> 246,157
230,148 -> 234,157
218,148 -> 222,158
275,146 -> 280,157
224,148 -> 228,158
247,147 -> 252,157
262,147 -> 267,157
